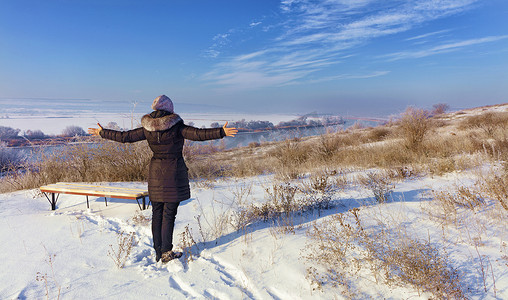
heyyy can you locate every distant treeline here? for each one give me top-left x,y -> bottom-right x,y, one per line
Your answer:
210,115 -> 345,132
0,115 -> 346,147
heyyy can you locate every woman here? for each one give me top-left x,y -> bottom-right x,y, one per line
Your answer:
88,95 -> 237,263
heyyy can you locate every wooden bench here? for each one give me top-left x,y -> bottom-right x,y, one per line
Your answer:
40,182 -> 150,211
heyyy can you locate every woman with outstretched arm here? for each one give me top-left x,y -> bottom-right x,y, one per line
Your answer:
88,95 -> 237,263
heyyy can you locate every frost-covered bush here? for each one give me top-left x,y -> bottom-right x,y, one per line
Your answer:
0,142 -> 24,171
61,125 -> 86,137
24,129 -> 46,139
0,126 -> 20,139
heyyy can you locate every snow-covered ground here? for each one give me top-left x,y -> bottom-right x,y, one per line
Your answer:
1,169 -> 506,299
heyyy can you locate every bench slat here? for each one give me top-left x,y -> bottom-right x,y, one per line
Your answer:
52,182 -> 148,192
40,183 -> 148,199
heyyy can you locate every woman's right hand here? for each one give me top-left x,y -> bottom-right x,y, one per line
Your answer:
87,123 -> 103,136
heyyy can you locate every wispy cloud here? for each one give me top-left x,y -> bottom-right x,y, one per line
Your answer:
383,35 -> 508,60
405,29 -> 452,41
306,71 -> 391,84
204,0 -> 483,89
203,33 -> 233,58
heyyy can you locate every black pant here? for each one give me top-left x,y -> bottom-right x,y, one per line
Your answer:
152,201 -> 180,253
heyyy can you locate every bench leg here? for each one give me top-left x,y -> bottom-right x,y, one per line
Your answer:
51,193 -> 56,210
42,192 -> 58,210
135,196 -> 147,210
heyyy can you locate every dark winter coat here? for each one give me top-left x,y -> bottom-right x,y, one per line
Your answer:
99,111 -> 225,203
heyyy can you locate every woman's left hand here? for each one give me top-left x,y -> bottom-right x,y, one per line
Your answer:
87,123 -> 103,136
223,122 -> 238,137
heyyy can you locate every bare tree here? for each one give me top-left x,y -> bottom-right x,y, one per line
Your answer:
0,126 -> 20,140
62,125 -> 86,137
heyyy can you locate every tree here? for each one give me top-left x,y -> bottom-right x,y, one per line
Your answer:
24,129 -> 46,139
0,141 -> 23,171
431,103 -> 450,116
105,122 -> 122,130
62,125 -> 86,137
0,126 -> 20,140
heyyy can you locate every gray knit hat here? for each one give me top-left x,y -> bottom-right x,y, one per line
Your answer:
151,95 -> 174,113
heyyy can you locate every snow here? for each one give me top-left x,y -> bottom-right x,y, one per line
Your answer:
1,170 -> 506,299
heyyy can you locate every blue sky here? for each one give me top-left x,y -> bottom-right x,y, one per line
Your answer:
1,0 -> 507,116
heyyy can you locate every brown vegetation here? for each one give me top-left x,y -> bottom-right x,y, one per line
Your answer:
2,105 -> 507,194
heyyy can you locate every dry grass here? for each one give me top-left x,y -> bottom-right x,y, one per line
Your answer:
397,107 -> 433,152
357,171 -> 395,203
0,138 -> 234,193
478,172 -> 508,211
0,139 -> 151,193
2,104 -> 503,193
108,231 -> 138,269
458,111 -> 508,138
179,224 -> 199,264
305,208 -> 465,299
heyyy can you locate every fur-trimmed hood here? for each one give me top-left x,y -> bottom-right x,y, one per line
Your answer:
141,113 -> 182,132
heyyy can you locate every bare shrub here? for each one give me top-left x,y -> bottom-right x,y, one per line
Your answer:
478,174 -> 508,211
184,140 -> 227,181
304,209 -> 464,298
131,211 -> 151,226
222,177 -> 340,235
313,133 -> 341,160
366,126 -> 392,142
0,142 -> 24,171
186,157 -> 226,181
194,197 -> 234,242
0,126 -> 20,139
459,111 -> 508,138
183,140 -> 224,158
299,170 -> 337,213
424,190 -> 459,225
227,156 -> 270,178
265,182 -> 299,215
61,125 -> 86,137
227,182 -> 253,231
330,140 -> 417,169
431,103 -> 450,116
36,247 -> 62,300
397,107 -> 432,151
349,121 -> 365,131
269,139 -> 309,179
24,129 -> 46,139
248,141 -> 260,148
358,171 -> 394,203
427,158 -> 458,176
179,224 -> 199,264
386,166 -> 419,181
379,236 -> 463,298
108,231 -> 138,269
424,185 -> 486,225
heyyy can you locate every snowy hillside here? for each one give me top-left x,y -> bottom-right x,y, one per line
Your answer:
0,169 -> 506,299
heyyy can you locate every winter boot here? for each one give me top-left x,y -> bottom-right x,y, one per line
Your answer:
161,250 -> 182,263
155,247 -> 162,262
